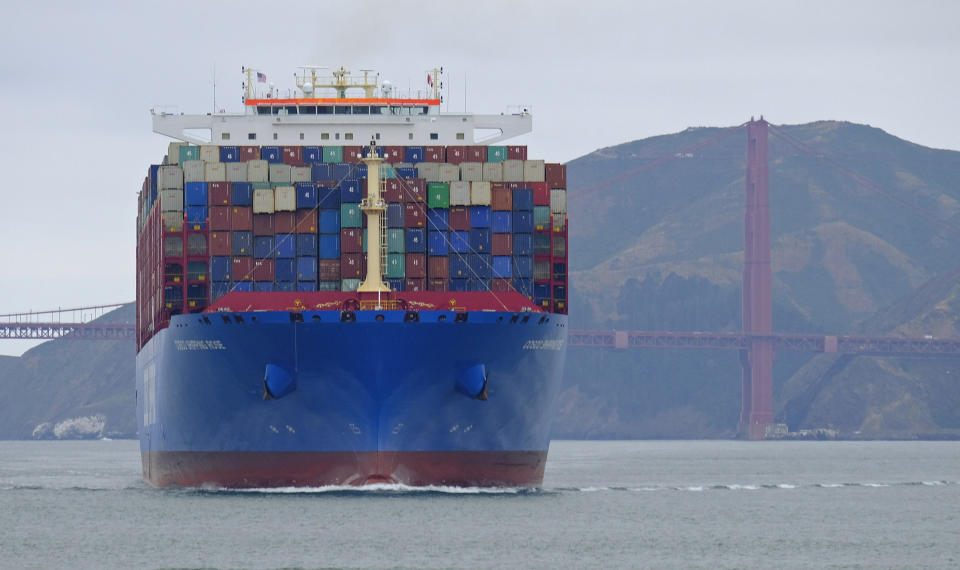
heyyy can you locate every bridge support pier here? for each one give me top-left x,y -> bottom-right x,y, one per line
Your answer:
739,118 -> 775,439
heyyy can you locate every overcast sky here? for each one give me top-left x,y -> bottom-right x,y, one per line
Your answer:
1,0 -> 958,356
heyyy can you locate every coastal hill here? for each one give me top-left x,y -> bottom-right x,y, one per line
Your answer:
2,121 -> 959,439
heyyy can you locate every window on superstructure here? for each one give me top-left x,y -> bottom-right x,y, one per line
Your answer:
373,106 -> 387,115
430,133 -> 439,140
318,106 -> 332,115
257,106 -> 271,115
300,106 -> 316,115
285,106 -> 298,115
321,133 -> 330,140
345,133 -> 354,140
375,133 -> 380,140
273,133 -> 278,140
456,133 -> 465,140
300,133 -> 305,140
248,133 -> 256,140
354,106 -> 369,115
408,133 -> 414,140
221,132 -> 231,141
335,105 -> 350,115
335,133 -> 340,140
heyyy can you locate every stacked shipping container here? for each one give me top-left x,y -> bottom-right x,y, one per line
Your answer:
136,144 -> 568,344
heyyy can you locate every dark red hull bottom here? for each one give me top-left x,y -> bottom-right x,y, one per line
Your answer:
143,450 -> 548,488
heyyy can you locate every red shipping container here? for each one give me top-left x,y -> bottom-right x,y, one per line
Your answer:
210,206 -> 231,231
492,233 -> 513,256
504,181 -> 523,190
467,146 -> 486,162
402,179 -> 426,203
405,203 -> 426,228
545,163 -> 566,189
252,214 -> 276,236
342,146 -> 363,164
208,181 -> 231,205
491,278 -> 513,292
507,145 -> 527,160
383,179 -> 403,202
232,257 -> 253,280
424,146 -> 444,162
295,210 -> 318,233
427,278 -> 447,292
530,182 -> 550,206
253,259 -> 274,281
446,145 -> 467,165
406,254 -> 426,279
230,206 -> 253,230
319,259 -> 341,281
405,278 -> 426,292
384,146 -> 404,162
491,188 -> 513,211
282,146 -> 304,166
340,253 -> 365,279
274,212 -> 296,234
427,256 -> 449,279
239,146 -> 260,162
210,231 -> 232,256
340,228 -> 363,253
449,207 -> 470,231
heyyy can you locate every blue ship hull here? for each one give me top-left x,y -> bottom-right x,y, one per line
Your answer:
136,308 -> 568,487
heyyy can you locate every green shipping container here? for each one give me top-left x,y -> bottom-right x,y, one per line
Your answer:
322,146 -> 343,163
341,278 -> 360,291
533,206 -> 551,230
252,182 -> 272,190
179,145 -> 200,164
487,146 -> 507,163
381,165 -> 396,179
386,253 -> 405,278
427,182 -> 450,208
341,203 -> 362,228
387,228 -> 405,253
318,281 -> 339,291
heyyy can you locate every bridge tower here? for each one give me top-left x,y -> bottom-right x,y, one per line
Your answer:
740,118 -> 775,439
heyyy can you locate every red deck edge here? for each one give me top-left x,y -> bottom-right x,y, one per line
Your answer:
204,290 -> 543,314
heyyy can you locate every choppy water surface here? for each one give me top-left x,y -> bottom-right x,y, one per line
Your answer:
1,440 -> 958,569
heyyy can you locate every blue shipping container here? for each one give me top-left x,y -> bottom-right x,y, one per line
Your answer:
303,147 -> 322,164
468,278 -> 490,292
332,163 -> 354,181
274,281 -> 296,292
211,281 -> 231,301
387,278 -> 406,292
491,211 -> 512,233
514,255 -> 534,279
232,231 -> 252,256
450,255 -> 470,278
469,228 -> 492,252
387,203 -> 405,228
220,146 -> 239,163
513,211 -> 534,234
233,281 -> 253,292
450,231 -> 470,253
361,145 -> 386,158
211,257 -> 232,281
261,146 -> 282,164
149,164 -> 160,192
254,236 -> 274,258
513,188 -> 534,211
396,167 -> 418,179
254,281 -> 274,292
297,281 -> 317,292
469,206 -> 491,228
340,179 -> 362,203
427,208 -> 449,231
405,146 -> 424,163
514,278 -> 534,297
184,182 -> 208,206
319,234 -> 341,259
275,259 -> 296,282
231,182 -> 253,206
317,185 -> 340,209
319,209 -> 341,233
468,253 -> 492,278
296,234 -> 318,256
449,278 -> 469,292
296,182 -> 318,209
512,233 -> 533,256
311,163 -> 333,182
492,256 -> 513,278
428,231 -> 448,255
534,282 -> 550,299
354,163 -> 368,179
185,206 -> 207,228
406,228 -> 426,253
297,257 -> 317,281
275,234 -> 296,258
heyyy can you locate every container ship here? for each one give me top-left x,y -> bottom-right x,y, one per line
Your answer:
135,66 -> 569,487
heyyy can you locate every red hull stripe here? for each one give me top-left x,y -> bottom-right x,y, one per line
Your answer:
143,450 -> 548,488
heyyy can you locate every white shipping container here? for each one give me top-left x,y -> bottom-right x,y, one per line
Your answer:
502,159 -> 523,181
226,162 -> 247,182
204,162 -> 226,182
157,165 -> 183,190
438,163 -> 459,182
523,159 -> 545,182
470,181 -> 492,205
269,163 -> 292,183
159,189 -> 184,212
199,145 -> 220,163
550,188 -> 567,214
274,186 -> 296,212
460,162 -> 483,182
253,188 -> 275,214
247,159 -> 268,182
290,166 -> 311,183
418,162 -> 440,182
450,181 -> 471,206
182,160 -> 204,182
167,142 -> 184,165
482,162 -> 503,182
162,214 -> 183,233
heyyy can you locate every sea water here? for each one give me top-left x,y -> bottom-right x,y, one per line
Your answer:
1,440 -> 958,569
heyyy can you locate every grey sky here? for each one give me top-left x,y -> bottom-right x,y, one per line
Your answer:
1,0 -> 958,355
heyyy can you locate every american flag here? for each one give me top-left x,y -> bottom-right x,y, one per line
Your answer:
256,72 -> 266,83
